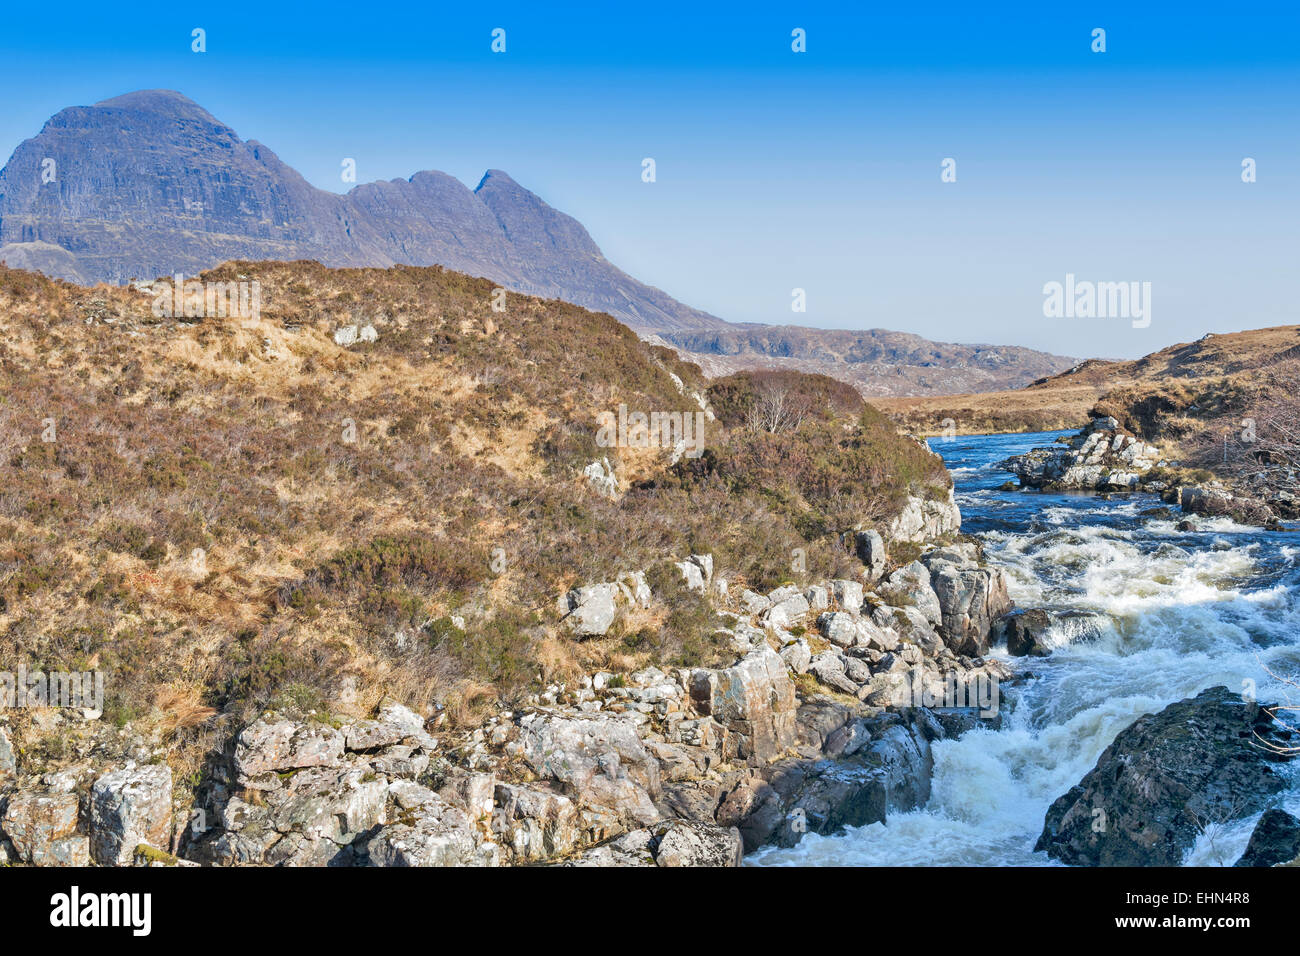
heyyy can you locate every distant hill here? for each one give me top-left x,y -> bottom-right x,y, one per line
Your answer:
0,88 -> 1075,395
878,325 -> 1300,436
653,325 -> 1075,397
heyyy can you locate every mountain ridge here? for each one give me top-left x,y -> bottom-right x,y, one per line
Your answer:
0,89 -> 1076,393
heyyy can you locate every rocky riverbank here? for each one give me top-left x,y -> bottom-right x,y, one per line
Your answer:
0,490 -> 1028,867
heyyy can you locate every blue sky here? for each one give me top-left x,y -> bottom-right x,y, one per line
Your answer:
2,1 -> 1298,358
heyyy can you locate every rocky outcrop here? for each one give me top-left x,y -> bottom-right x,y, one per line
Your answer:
689,646 -> 797,762
89,764 -> 173,866
1,532 -> 1016,868
886,488 -> 961,543
565,820 -> 742,867
1234,809 -> 1300,867
1001,417 -> 1164,492
1036,687 -> 1296,866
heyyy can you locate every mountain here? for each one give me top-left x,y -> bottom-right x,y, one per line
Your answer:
652,325 -> 1075,397
0,89 -> 724,332
0,89 -> 1074,393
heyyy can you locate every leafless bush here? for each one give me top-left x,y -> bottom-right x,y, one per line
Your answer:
744,379 -> 811,434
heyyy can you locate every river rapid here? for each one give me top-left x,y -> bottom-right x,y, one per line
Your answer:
752,430 -> 1300,867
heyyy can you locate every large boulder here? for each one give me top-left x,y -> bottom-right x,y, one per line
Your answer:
997,608 -> 1054,656
691,646 -> 797,762
849,529 -> 887,581
1234,810 -> 1300,867
557,583 -> 621,637
927,564 -> 1013,656
512,711 -> 662,833
0,790 -> 89,866
879,561 -> 943,627
89,764 -> 174,865
1036,687 -> 1295,866
234,718 -> 345,780
368,795 -> 496,867
886,489 -> 961,543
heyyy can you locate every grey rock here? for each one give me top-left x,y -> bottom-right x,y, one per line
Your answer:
234,718 -> 345,779
89,764 -> 173,865
1036,687 -> 1295,866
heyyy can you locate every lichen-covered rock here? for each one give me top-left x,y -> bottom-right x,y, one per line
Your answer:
234,718 -> 345,779
691,646 -> 798,762
1,790 -> 86,866
928,564 -> 1013,656
512,711 -> 661,832
368,795 -> 496,867
89,764 -> 174,865
887,489 -> 961,543
557,582 -> 621,636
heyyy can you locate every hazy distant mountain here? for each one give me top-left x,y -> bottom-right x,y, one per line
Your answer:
653,325 -> 1075,397
0,89 -> 1074,394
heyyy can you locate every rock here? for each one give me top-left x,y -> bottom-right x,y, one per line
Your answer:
887,489 -> 961,543
1234,810 -> 1300,867
688,554 -> 713,582
880,561 -> 943,627
270,766 -> 387,847
739,589 -> 772,615
234,718 -> 346,779
804,585 -> 829,611
779,639 -> 812,675
674,561 -> 707,593
492,783 -> 580,862
513,712 -> 661,831
369,795 -> 496,867
823,719 -> 871,758
557,582 -> 620,636
583,458 -> 618,497
0,727 -> 14,782
765,592 -> 810,629
806,652 -> 859,696
998,608 -> 1054,656
89,764 -> 174,865
652,820 -> 743,867
829,579 -> 864,614
850,529 -> 888,580
691,646 -> 797,762
1036,687 -> 1295,866
1000,418 -> 1163,492
928,564 -> 1013,656
344,719 -> 409,751
1,790 -> 86,866
817,611 -> 859,648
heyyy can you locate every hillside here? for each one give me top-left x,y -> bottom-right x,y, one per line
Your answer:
656,325 -> 1075,397
877,325 -> 1300,438
0,260 -> 950,782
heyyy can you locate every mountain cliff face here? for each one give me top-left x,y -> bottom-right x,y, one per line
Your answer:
0,90 -> 725,332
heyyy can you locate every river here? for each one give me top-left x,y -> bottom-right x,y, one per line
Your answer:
752,429 -> 1300,866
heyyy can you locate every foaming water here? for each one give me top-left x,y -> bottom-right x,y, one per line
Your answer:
751,430 -> 1300,867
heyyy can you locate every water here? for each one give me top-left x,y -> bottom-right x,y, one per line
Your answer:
752,430 -> 1300,867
